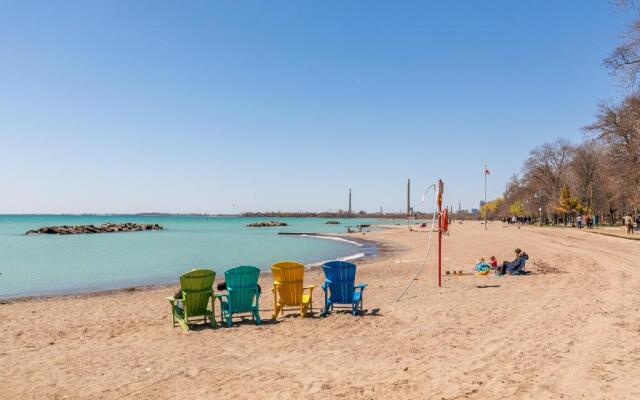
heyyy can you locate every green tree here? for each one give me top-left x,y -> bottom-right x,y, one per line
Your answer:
480,197 -> 504,219
556,184 -> 585,225
509,201 -> 525,216
557,185 -> 573,215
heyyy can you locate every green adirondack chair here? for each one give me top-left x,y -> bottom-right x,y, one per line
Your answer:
166,269 -> 217,331
215,266 -> 262,327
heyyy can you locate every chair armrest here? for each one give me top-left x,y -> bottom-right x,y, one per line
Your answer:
166,296 -> 177,303
303,285 -> 316,292
214,293 -> 227,299
321,282 -> 328,290
355,284 -> 367,290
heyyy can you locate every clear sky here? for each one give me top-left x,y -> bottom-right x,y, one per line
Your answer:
0,1 -> 633,214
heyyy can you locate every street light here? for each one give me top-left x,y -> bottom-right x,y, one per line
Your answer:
534,193 -> 542,226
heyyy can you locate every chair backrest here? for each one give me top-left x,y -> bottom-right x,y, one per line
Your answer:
180,269 -> 215,316
225,265 -> 260,313
322,261 -> 356,304
271,261 -> 304,306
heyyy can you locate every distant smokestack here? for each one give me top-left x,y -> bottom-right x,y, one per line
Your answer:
407,179 -> 411,215
348,188 -> 352,215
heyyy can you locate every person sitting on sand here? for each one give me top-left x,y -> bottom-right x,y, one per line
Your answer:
489,256 -> 498,270
498,248 -> 529,275
475,258 -> 491,275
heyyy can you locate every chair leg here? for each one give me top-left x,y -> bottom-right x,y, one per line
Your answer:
321,301 -> 329,317
322,290 -> 328,317
226,312 -> 233,327
211,298 -> 218,328
254,309 -> 262,325
272,292 -> 279,319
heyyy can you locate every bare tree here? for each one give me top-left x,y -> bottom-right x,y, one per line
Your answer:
585,96 -> 640,214
604,1 -> 640,86
522,139 -> 574,221
570,140 -> 611,215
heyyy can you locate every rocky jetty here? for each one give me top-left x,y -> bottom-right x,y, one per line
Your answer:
25,223 -> 163,236
246,221 -> 288,228
325,220 -> 340,224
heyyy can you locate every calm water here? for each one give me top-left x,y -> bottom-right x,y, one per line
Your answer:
0,215 -> 402,298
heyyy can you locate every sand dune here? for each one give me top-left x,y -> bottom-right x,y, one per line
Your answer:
2,222 -> 639,399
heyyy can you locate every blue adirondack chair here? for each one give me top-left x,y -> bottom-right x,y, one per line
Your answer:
321,261 -> 367,316
215,266 -> 262,327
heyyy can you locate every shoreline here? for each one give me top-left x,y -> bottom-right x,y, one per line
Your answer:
0,232 -> 389,304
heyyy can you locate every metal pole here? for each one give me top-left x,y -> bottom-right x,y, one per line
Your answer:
438,210 -> 442,287
539,207 -> 542,226
484,166 -> 487,230
437,179 -> 443,288
537,193 -> 542,226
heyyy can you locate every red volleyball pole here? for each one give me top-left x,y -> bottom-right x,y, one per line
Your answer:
437,179 -> 444,288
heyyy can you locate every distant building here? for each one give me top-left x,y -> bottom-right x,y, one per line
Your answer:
471,208 -> 479,214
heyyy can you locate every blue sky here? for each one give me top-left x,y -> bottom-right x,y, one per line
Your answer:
0,1 -> 633,214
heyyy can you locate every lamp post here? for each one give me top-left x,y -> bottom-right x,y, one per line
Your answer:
534,193 -> 542,226
484,166 -> 488,230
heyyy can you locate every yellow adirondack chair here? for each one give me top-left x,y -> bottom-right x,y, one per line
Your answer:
271,261 -> 316,318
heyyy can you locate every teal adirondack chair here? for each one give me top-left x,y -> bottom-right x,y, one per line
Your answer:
166,269 -> 217,331
216,266 -> 262,327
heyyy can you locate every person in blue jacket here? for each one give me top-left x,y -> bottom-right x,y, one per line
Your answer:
498,248 -> 529,275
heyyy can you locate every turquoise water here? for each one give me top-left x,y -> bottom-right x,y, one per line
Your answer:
0,215 -> 401,299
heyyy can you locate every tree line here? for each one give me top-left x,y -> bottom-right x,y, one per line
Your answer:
481,2 -> 640,224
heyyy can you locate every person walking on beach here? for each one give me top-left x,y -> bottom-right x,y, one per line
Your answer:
576,215 -> 583,229
624,215 -> 634,234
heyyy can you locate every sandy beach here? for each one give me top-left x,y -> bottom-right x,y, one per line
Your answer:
2,222 -> 640,399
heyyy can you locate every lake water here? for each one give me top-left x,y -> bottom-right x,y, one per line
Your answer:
0,215 -> 405,298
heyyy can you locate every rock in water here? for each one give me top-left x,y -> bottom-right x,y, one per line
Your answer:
25,223 -> 163,235
246,221 -> 288,227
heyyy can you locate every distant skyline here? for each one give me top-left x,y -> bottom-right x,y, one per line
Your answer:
0,1 -> 633,214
